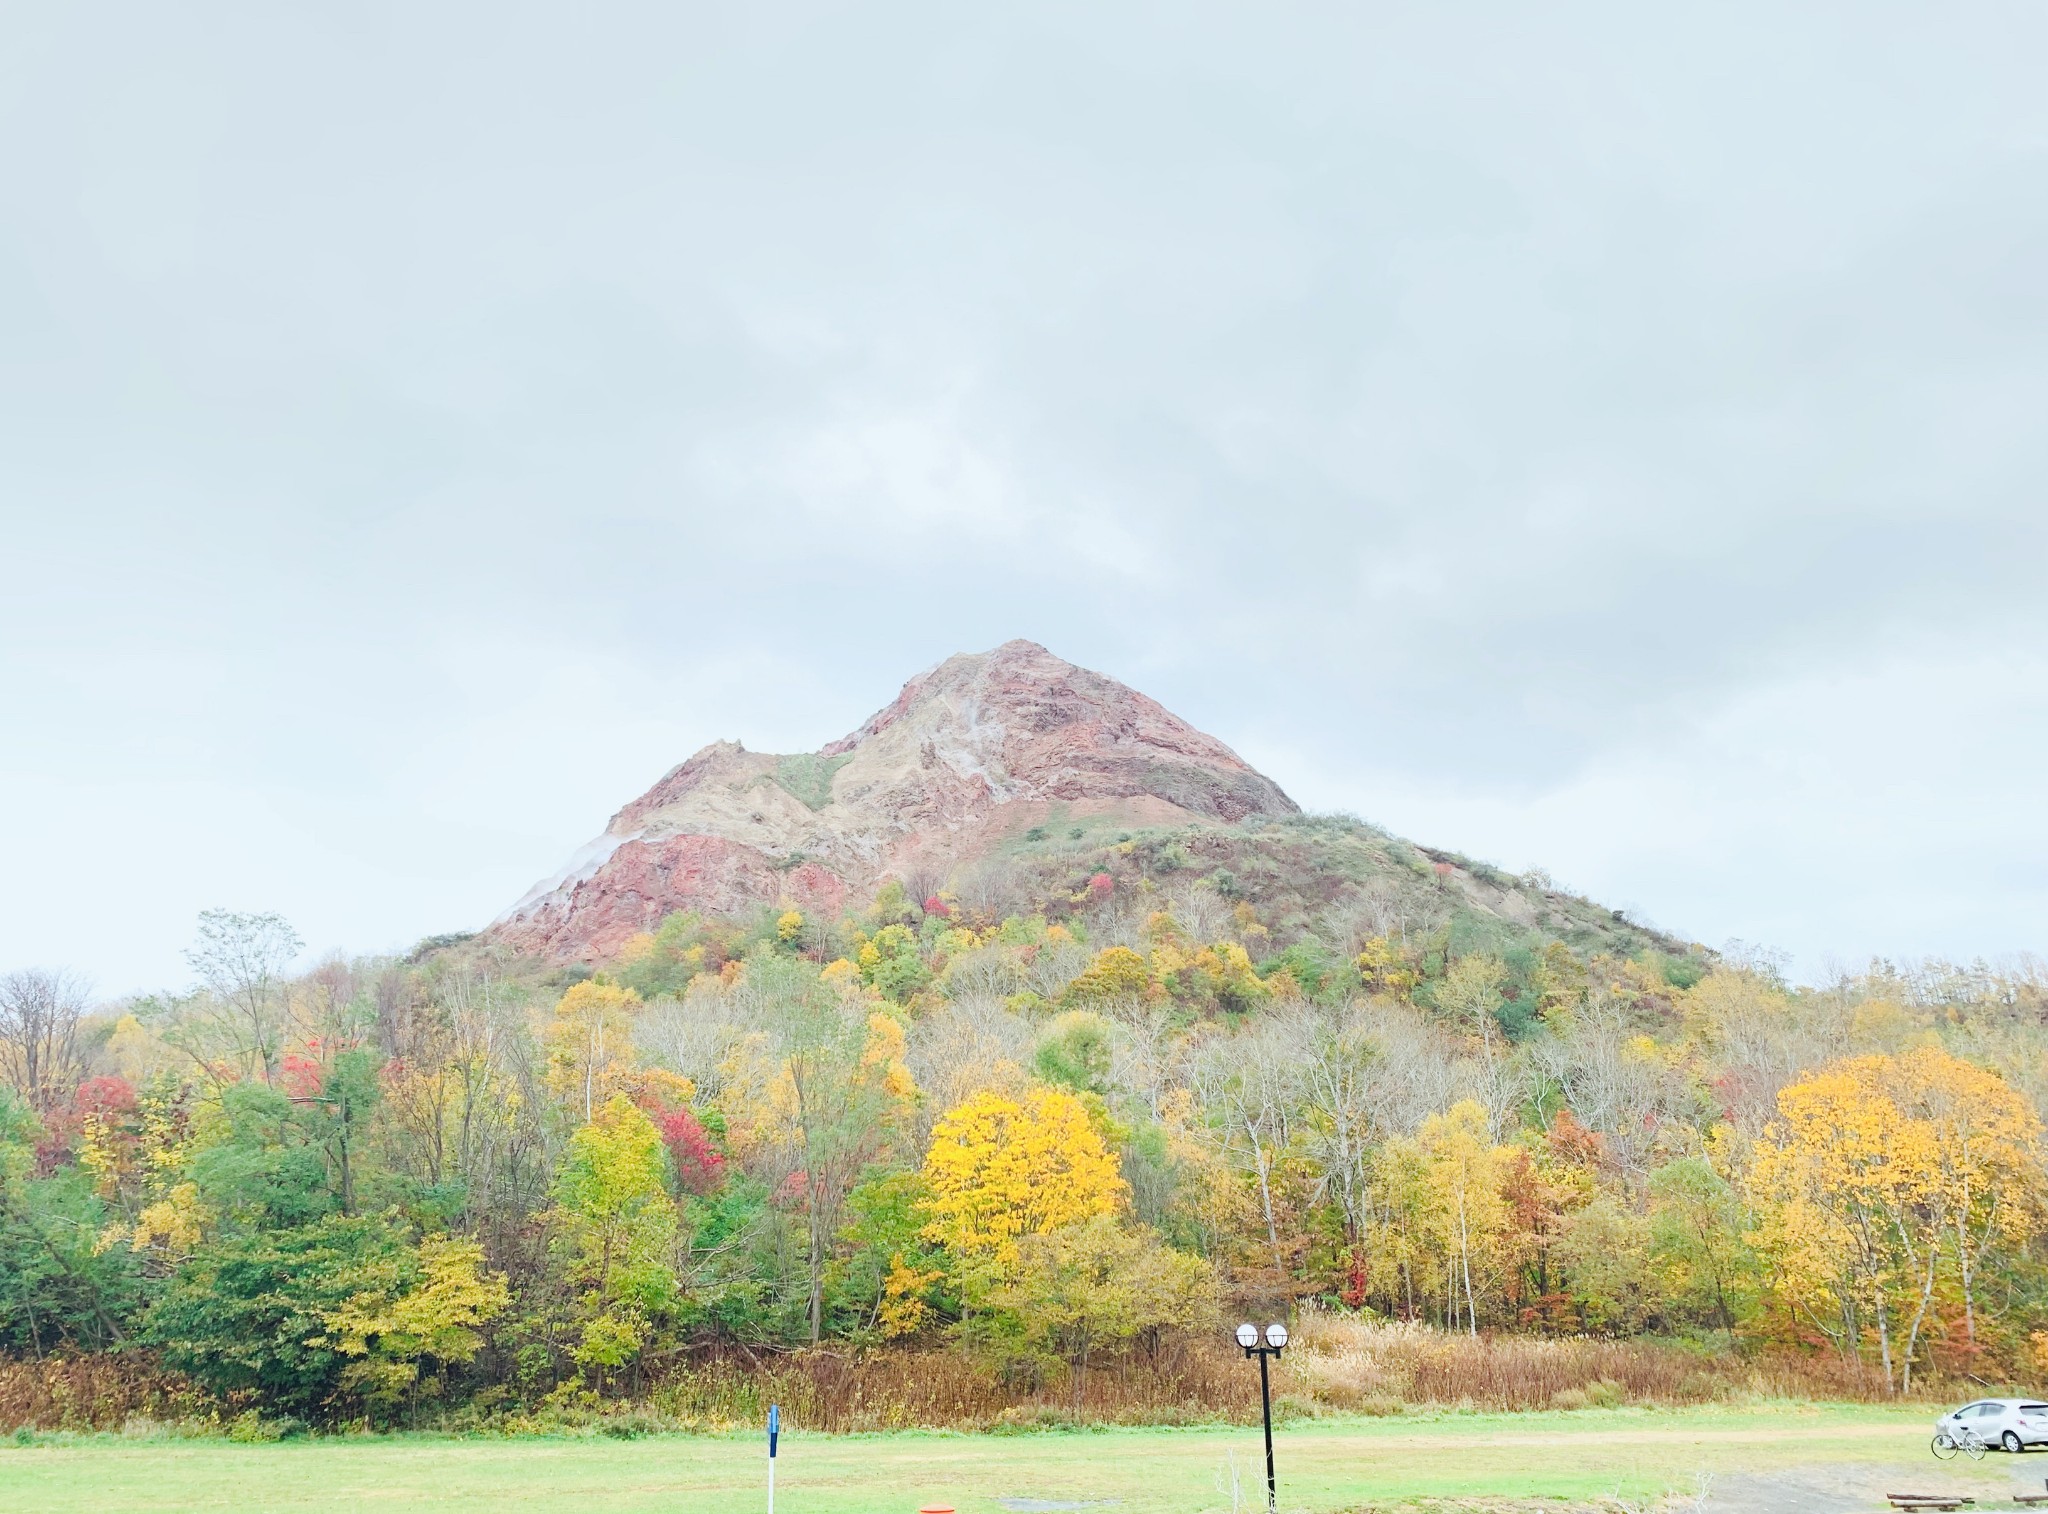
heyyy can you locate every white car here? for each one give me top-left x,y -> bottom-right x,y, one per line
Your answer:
1937,1399 -> 2048,1453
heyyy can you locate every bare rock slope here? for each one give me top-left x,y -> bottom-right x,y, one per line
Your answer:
492,640 -> 1298,962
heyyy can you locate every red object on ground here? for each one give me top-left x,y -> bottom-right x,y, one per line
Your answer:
918,1506 -> 956,1513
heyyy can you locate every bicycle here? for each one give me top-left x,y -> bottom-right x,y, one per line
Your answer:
1931,1427 -> 1989,1461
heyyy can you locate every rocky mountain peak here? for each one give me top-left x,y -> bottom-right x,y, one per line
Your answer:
492,641 -> 1297,962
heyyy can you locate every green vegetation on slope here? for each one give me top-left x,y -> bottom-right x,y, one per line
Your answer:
771,752 -> 853,811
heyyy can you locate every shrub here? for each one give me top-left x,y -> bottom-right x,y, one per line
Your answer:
143,1214 -> 506,1424
224,1409 -> 290,1442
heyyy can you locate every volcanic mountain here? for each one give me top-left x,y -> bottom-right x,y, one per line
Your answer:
492,640 -> 1301,962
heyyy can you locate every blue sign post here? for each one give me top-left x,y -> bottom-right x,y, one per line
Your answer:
766,1404 -> 780,1514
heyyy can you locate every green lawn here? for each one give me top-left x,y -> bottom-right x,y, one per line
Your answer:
0,1403 -> 2024,1513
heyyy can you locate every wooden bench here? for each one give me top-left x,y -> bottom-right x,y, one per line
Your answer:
1887,1497 -> 1975,1512
2010,1496 -> 2048,1507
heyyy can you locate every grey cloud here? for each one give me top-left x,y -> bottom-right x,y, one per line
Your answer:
3,1 -> 2044,988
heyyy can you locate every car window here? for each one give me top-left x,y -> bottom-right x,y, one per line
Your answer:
1974,1404 -> 2005,1418
2023,1404 -> 2048,1413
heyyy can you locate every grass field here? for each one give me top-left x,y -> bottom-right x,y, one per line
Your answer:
1,1403 -> 2035,1513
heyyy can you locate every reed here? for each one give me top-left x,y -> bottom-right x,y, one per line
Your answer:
1283,1310 -> 1926,1412
0,1320 -> 1941,1436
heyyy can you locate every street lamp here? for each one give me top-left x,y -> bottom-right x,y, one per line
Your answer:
1236,1321 -> 1289,1513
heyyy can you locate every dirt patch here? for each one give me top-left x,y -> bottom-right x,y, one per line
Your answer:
1705,1459 -> 2042,1514
1354,1426 -> 1915,1453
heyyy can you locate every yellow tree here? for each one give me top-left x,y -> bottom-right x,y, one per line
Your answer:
546,980 -> 642,1121
1368,1135 -> 1435,1320
116,1081 -> 211,1267
1418,1099 -> 1511,1335
549,1093 -> 679,1376
1355,936 -> 1419,998
1742,1050 -> 2030,1391
920,1086 -> 1127,1272
1915,1048 -> 2043,1350
1434,954 -> 1506,1052
1061,947 -> 1156,1008
321,1235 -> 510,1412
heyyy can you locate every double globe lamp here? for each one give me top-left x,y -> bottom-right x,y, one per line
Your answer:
1234,1321 -> 1288,1513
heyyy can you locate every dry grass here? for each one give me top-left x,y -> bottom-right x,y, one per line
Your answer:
631,1317 -> 1904,1433
1285,1316 -> 1716,1413
0,1319 -> 1925,1437
1283,1311 -> 1912,1414
639,1341 -> 1260,1432
0,1354 -> 213,1432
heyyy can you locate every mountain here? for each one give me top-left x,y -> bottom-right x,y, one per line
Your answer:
491,640 -> 1301,962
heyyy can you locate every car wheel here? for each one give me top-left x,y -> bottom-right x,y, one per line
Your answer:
2004,1430 -> 2023,1453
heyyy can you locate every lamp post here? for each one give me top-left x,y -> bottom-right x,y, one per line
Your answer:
1236,1321 -> 1288,1514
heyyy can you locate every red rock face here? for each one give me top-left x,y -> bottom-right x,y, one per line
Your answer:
490,640 -> 1296,963
498,834 -> 850,962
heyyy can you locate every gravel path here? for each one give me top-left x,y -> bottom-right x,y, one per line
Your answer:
1706,1459 -> 2046,1514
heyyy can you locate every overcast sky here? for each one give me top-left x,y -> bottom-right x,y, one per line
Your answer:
4,2 -> 2044,996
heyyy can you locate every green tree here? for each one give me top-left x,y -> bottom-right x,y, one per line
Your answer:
1554,1194 -> 1656,1334
754,954 -> 916,1342
0,1090 -> 145,1351
145,1214 -> 405,1419
1434,953 -> 1507,1050
857,924 -> 930,1003
683,1172 -> 806,1343
991,1216 -> 1217,1411
1647,1155 -> 1752,1337
550,1093 -> 680,1374
1033,1011 -> 1114,1096
191,1080 -> 335,1229
837,1168 -> 945,1339
310,1048 -> 381,1216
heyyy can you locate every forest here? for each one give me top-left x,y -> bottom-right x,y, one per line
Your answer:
3,813 -> 2045,1434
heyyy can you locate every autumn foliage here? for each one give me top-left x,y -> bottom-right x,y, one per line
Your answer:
920,1086 -> 1127,1264
7,859 -> 2048,1430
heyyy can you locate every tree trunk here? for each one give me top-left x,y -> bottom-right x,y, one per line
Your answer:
1900,1240 -> 1940,1395
1457,1193 -> 1478,1336
1957,1217 -> 1977,1347
1875,1297 -> 1895,1394
1249,1127 -> 1284,1281
808,1208 -> 824,1345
